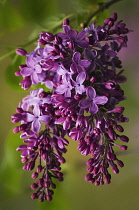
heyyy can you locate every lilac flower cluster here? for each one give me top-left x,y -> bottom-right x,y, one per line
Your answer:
12,13 -> 130,201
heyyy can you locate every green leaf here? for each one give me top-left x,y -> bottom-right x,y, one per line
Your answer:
0,132 -> 22,198
5,54 -> 25,91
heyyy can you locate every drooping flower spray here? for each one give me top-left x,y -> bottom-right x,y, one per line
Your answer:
11,13 -> 130,201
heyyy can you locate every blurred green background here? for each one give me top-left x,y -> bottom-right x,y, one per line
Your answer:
0,0 -> 139,209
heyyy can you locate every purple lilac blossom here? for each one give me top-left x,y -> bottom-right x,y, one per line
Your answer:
12,13 -> 130,202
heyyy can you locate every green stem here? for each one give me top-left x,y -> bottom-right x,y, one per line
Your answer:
83,0 -> 122,28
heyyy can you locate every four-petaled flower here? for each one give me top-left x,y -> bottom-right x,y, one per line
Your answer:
79,86 -> 108,114
20,55 -> 42,85
72,71 -> 86,94
26,105 -> 51,133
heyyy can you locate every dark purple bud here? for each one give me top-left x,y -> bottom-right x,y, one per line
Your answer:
22,164 -> 28,170
108,126 -> 117,140
95,181 -> 100,186
38,38 -> 47,45
85,173 -> 92,181
20,124 -> 28,131
111,13 -> 117,21
27,161 -> 35,171
19,64 -> 27,70
21,157 -> 28,163
87,166 -> 94,173
46,195 -> 52,201
58,177 -> 64,182
16,107 -> 24,113
106,152 -> 116,160
15,70 -> 22,76
40,32 -> 54,42
44,181 -> 50,188
120,145 -> 128,151
118,116 -> 129,123
105,81 -> 116,89
116,125 -> 124,132
31,193 -> 38,199
93,167 -> 99,175
51,182 -> 56,189
104,18 -> 111,25
89,178 -> 95,184
115,75 -> 127,83
112,164 -> 119,174
48,190 -> 54,196
54,36 -> 62,44
13,126 -> 20,133
108,20 -> 114,27
40,198 -> 44,202
38,178 -> 44,187
116,36 -> 125,43
116,159 -> 124,167
86,158 -> 94,166
68,40 -> 75,50
37,165 -> 43,173
11,113 -> 22,123
32,172 -> 38,179
104,173 -> 111,184
58,157 -> 65,163
55,110 -> 61,115
100,180 -> 104,185
90,76 -> 95,83
30,183 -> 38,190
119,135 -> 129,143
108,106 -> 124,113
63,18 -> 69,25
74,94 -> 82,101
16,48 -> 27,56
56,172 -> 63,178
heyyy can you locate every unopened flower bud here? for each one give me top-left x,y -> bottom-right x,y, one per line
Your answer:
16,48 -> 27,56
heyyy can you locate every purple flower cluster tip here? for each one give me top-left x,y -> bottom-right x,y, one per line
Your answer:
12,13 -> 130,202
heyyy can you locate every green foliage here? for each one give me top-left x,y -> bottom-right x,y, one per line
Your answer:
20,0 -> 59,25
0,132 -> 22,198
0,1 -> 25,31
5,54 -> 25,91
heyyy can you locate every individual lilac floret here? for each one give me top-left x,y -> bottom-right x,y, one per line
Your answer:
26,105 -> 52,133
79,86 -> 108,114
70,52 -> 91,73
20,54 -> 42,85
72,71 -> 86,94
55,77 -> 73,97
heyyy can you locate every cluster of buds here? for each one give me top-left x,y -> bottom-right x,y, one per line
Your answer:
11,13 -> 130,201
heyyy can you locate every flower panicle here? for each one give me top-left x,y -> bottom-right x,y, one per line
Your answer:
12,13 -> 130,201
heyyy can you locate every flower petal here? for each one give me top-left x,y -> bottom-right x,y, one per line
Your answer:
32,119 -> 41,133
21,67 -> 33,76
39,115 -> 51,124
26,113 -> 35,122
32,72 -> 39,85
90,102 -> 98,114
87,86 -> 96,99
94,96 -> 108,105
76,71 -> 86,84
73,52 -> 81,63
33,105 -> 40,116
79,60 -> 91,67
